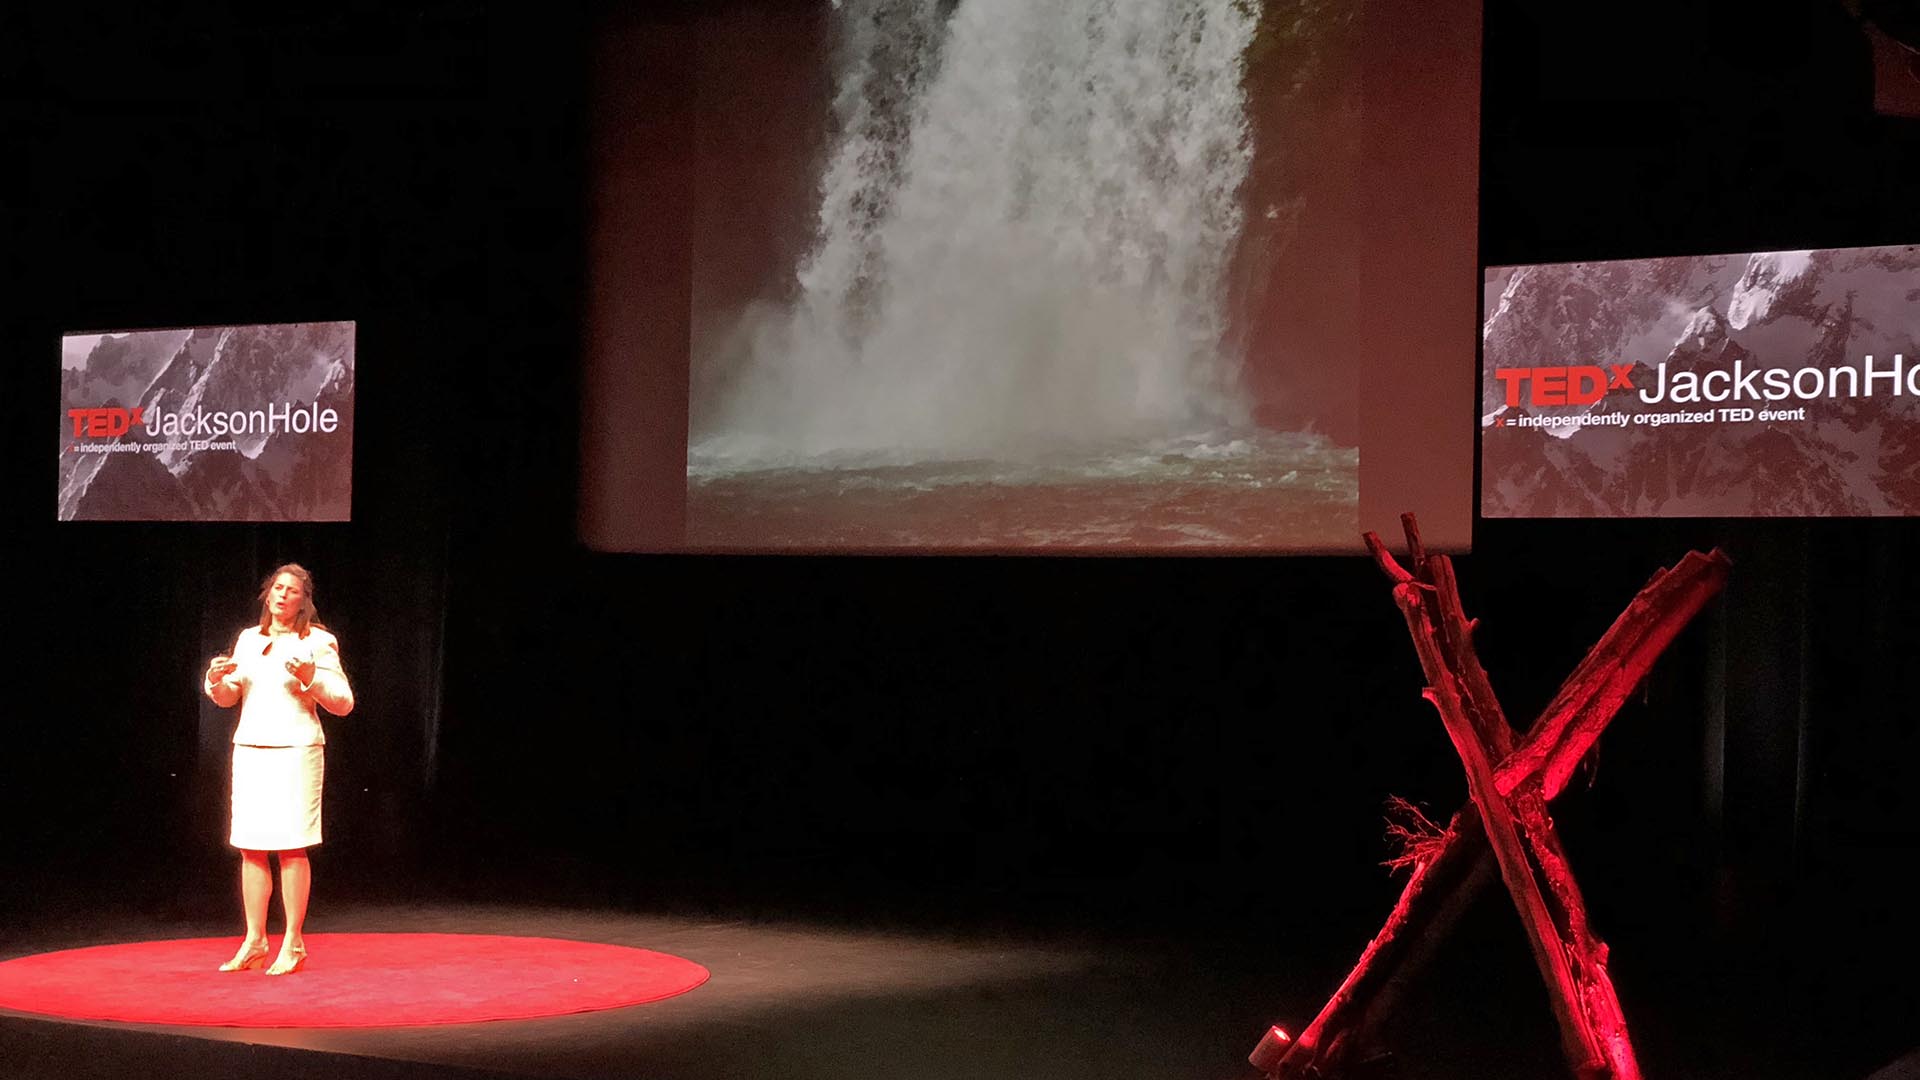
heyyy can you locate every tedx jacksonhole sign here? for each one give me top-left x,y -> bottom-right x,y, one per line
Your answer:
58,322 -> 356,522
67,402 -> 342,443
1479,244 -> 1920,518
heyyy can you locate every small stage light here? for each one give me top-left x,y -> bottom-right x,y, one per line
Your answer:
1249,1024 -> 1292,1072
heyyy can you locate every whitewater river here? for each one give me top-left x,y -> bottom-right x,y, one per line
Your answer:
687,431 -> 1356,550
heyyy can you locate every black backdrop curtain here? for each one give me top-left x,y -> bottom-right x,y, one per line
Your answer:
0,3 -> 581,902
1,2 -> 1917,1064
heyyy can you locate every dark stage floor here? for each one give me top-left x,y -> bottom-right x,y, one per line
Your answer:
3,897 -> 1916,1080
0,901 -> 1295,1080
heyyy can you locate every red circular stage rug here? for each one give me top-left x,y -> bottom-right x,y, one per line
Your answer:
0,933 -> 709,1027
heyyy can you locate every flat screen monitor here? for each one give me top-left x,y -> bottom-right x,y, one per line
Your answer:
1480,245 -> 1920,519
58,321 -> 356,522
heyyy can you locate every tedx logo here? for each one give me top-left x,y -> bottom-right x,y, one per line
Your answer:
68,406 -> 145,438
1492,365 -> 1636,407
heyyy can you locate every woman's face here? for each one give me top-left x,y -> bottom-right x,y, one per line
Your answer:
268,573 -> 306,624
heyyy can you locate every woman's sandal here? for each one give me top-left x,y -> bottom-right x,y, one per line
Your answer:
219,940 -> 270,972
265,944 -> 308,976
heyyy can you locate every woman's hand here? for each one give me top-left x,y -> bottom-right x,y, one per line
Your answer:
206,655 -> 239,685
285,655 -> 317,687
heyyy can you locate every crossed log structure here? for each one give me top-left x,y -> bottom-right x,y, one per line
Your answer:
1251,515 -> 1732,1079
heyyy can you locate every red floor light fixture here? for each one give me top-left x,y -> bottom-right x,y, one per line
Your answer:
1252,513 -> 1731,1079
1250,1025 -> 1292,1071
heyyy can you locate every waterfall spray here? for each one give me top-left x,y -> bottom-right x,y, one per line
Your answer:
694,0 -> 1260,467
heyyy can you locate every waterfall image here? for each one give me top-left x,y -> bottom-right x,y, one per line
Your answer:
686,0 -> 1360,550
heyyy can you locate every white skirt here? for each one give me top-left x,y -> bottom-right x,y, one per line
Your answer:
230,744 -> 324,851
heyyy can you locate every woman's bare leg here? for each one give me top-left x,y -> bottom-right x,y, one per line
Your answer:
221,850 -> 272,969
241,850 -> 272,940
268,850 -> 310,974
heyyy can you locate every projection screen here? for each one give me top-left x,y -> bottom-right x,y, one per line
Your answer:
583,0 -> 1479,553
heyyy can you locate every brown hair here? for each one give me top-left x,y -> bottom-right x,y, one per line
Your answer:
256,563 -> 325,636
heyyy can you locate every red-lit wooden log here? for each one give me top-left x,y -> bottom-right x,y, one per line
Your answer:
1428,554 -> 1515,757
1494,549 -> 1734,800
1263,538 -> 1728,1078
1512,785 -> 1642,1077
1422,549 -> 1641,1079
1267,804 -> 1492,1073
1392,580 -> 1610,1076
